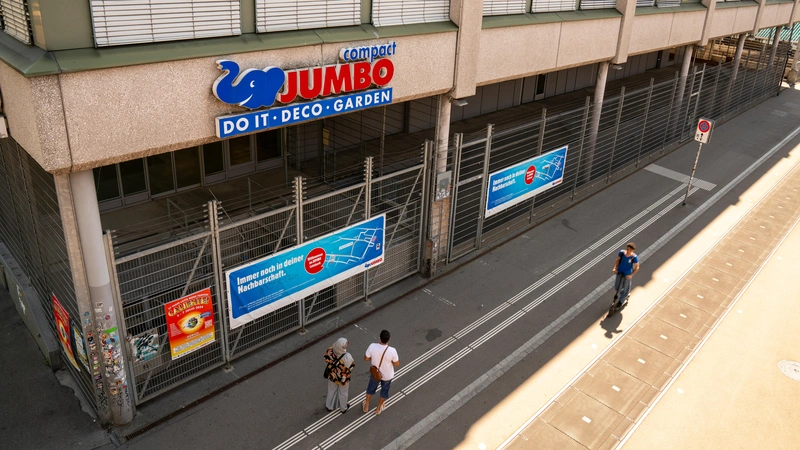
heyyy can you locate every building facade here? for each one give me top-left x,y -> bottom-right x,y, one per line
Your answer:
0,0 -> 795,425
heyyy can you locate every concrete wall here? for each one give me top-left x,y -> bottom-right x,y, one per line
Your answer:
759,3 -> 795,28
55,32 -> 456,171
476,18 -> 620,86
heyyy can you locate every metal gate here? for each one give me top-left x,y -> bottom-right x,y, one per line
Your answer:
446,41 -> 788,264
107,152 -> 428,404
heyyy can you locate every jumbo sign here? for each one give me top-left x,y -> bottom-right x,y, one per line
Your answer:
213,42 -> 396,138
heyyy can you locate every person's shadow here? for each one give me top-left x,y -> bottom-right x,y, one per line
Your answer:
600,311 -> 624,339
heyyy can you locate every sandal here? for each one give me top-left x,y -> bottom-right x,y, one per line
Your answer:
375,403 -> 383,415
362,400 -> 368,413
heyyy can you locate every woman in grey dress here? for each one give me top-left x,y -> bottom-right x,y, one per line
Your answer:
324,337 -> 354,412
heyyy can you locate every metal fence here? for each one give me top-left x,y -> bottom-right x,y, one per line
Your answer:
107,151 -> 428,404
443,40 -> 789,265
0,137 -> 94,411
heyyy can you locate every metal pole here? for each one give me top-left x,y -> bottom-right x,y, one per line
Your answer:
536,108 -> 547,156
635,79 -> 654,166
446,134 -> 463,263
583,61 -> 609,184
572,97 -> 591,198
475,124 -> 493,250
683,142 -> 703,206
380,106 -> 386,178
418,140 -> 432,273
607,86 -> 625,181
363,157 -> 373,298
70,170 -> 133,425
282,128 -> 289,188
208,200 -> 231,366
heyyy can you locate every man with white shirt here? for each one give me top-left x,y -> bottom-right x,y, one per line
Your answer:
362,329 -> 400,415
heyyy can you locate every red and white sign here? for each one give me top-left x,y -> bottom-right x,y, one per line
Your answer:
694,118 -> 714,144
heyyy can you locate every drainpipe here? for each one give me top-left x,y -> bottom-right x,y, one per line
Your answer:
70,170 -> 133,425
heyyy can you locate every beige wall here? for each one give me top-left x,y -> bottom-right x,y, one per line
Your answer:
55,32 -> 456,171
476,18 -> 620,86
758,3 -> 794,28
0,64 -> 71,172
628,11 -> 706,56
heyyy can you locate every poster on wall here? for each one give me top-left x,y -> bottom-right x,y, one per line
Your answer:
128,329 -> 160,362
164,288 -> 216,359
226,214 -> 386,329
51,294 -> 79,370
72,325 -> 90,374
485,145 -> 568,218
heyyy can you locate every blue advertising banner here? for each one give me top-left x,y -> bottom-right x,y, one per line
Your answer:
216,88 -> 393,139
485,145 -> 568,218
226,215 -> 385,329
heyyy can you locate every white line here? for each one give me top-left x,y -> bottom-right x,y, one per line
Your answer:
645,164 -> 716,191
270,186 -> 686,450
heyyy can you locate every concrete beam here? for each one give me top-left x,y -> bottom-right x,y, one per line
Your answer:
700,0 -> 719,46
449,0 -> 483,99
612,0 -> 638,64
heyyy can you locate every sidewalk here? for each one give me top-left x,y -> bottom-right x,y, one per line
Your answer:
0,287 -> 111,450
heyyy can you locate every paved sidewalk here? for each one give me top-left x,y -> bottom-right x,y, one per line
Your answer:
0,288 -> 111,450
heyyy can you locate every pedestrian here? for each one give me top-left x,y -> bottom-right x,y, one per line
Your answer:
612,242 -> 640,309
323,337 -> 355,413
362,330 -> 400,415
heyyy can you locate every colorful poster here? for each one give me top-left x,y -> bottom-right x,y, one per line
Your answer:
226,214 -> 385,329
52,294 -> 79,370
72,324 -> 90,374
164,288 -> 216,359
128,330 -> 160,362
485,145 -> 568,218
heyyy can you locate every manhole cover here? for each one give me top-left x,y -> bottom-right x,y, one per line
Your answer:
778,360 -> 800,382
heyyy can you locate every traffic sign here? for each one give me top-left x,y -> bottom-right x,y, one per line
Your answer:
694,118 -> 714,144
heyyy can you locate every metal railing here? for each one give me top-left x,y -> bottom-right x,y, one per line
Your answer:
107,151 -> 428,404
444,41 -> 789,266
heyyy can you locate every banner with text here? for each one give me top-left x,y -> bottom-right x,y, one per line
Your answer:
164,288 -> 216,359
226,215 -> 385,329
485,145 -> 568,218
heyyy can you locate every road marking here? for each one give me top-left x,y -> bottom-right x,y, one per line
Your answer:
612,385 -> 621,392
582,416 -> 592,424
645,164 -> 716,191
660,335 -> 668,340
637,358 -> 646,364
680,314 -> 687,318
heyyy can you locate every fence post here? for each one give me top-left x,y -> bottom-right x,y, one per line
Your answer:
380,106 -> 386,178
420,141 -> 437,274
689,64 -> 706,129
293,176 -> 305,331
207,200 -> 231,366
709,63 -> 723,118
572,97 -> 591,199
102,231 -> 137,416
635,79 -> 654,167
418,141 -> 432,273
749,44 -> 766,105
446,133 -> 463,263
475,124 -> 493,250
661,73 -> 679,151
536,108 -> 547,156
607,86 -> 626,182
363,157 -> 373,299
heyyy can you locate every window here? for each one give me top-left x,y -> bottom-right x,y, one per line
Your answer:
256,0 -> 360,33
531,0 -> 576,13
90,0 -> 241,47
0,0 -> 32,44
484,0 -> 526,16
580,0 -> 617,9
372,0 -> 449,27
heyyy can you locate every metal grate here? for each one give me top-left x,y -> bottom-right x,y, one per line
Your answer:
256,0 -> 360,33
0,0 -> 32,44
372,0 -> 450,27
90,0 -> 241,47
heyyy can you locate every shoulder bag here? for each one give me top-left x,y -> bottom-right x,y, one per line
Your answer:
369,346 -> 389,381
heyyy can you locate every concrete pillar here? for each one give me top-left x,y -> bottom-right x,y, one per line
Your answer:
675,45 -> 695,121
731,34 -> 748,84
70,170 -> 133,425
53,174 -> 113,425
582,61 -> 610,183
768,26 -> 783,66
612,0 -> 638,64
700,0 -> 719,46
449,0 -> 483,99
436,95 -> 452,174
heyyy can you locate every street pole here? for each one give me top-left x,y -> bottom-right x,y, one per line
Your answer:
683,142 -> 703,205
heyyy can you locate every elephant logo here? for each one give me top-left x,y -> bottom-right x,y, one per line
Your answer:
212,60 -> 285,110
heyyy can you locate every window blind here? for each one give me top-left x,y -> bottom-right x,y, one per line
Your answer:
579,0 -> 616,10
256,0 -> 360,33
372,0 -> 449,27
0,0 -> 31,44
90,0 -> 241,47
531,0 -> 577,13
484,0 -> 526,16
656,0 -> 680,7
636,0 -> 655,6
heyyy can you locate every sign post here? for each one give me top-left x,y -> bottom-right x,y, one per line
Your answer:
684,118 -> 715,205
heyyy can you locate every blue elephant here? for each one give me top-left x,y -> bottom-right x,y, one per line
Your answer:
212,60 -> 285,109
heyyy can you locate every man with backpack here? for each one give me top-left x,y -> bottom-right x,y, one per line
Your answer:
363,330 -> 400,415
